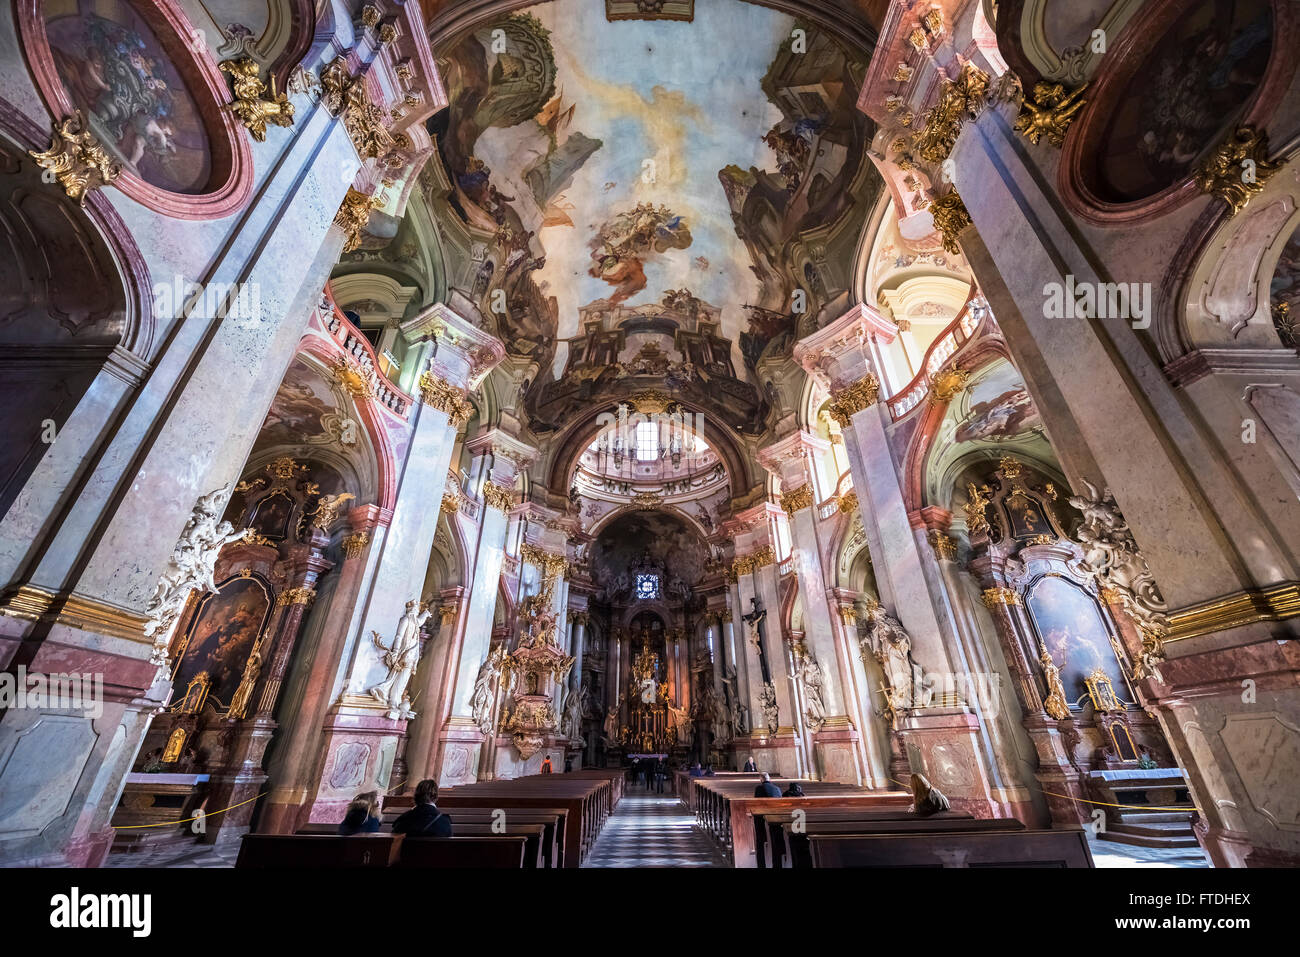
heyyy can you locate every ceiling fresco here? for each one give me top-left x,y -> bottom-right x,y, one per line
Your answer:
434,0 -> 878,400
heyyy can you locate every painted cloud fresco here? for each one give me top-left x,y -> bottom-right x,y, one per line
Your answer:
436,0 -> 875,385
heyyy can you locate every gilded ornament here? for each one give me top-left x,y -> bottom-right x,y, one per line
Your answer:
277,586 -> 317,607
632,491 -> 663,510
482,481 -> 514,512
928,366 -> 969,403
964,483 -> 993,535
928,529 -> 958,561
1013,81 -> 1087,147
911,62 -> 990,164
827,375 -> 880,427
981,586 -> 1021,608
780,484 -> 813,516
220,57 -> 295,141
1194,126 -> 1279,215
838,489 -> 859,514
331,355 -> 376,398
928,190 -> 971,255
440,491 -> 460,514
334,188 -> 379,253
28,112 -> 120,205
417,370 -> 474,424
342,531 -> 370,559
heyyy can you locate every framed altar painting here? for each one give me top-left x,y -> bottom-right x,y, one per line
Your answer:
170,574 -> 272,711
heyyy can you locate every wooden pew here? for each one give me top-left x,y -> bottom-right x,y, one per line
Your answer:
807,827 -> 1094,868
396,836 -> 528,869
770,813 -> 1024,869
299,814 -> 556,868
237,834 -> 404,868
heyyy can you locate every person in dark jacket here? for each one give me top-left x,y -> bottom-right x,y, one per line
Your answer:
754,772 -> 782,798
743,756 -> 758,772
392,779 -> 453,837
338,791 -> 382,834
783,782 -> 805,798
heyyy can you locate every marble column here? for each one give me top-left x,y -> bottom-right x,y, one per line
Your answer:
760,429 -> 866,784
796,306 -> 1005,815
435,427 -> 537,785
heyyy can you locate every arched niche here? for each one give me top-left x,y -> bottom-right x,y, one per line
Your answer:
0,112 -> 151,519
17,0 -> 254,218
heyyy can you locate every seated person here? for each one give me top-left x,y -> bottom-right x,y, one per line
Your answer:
688,762 -> 703,778
743,756 -> 758,772
391,779 -> 453,837
338,791 -> 382,834
783,782 -> 805,798
754,772 -> 782,798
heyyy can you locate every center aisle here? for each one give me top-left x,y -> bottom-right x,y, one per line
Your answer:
582,789 -> 729,868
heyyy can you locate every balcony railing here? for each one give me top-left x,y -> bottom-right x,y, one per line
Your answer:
886,297 -> 992,420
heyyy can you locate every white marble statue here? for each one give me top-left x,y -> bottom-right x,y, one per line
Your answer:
367,598 -> 431,718
144,482 -> 250,664
471,645 -> 504,734
798,654 -> 827,732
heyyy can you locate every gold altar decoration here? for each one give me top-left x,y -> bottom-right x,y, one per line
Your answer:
928,190 -> 972,255
929,367 -> 969,404
175,673 -> 211,715
621,640 -> 676,753
334,188 -> 380,253
780,484 -> 813,517
928,529 -> 958,561
276,586 -> 316,607
627,389 -> 677,414
1084,668 -> 1123,713
162,727 -> 188,764
964,482 -> 993,535
310,492 -> 355,532
417,371 -> 473,424
911,62 -> 990,163
839,489 -> 859,514
501,601 -> 572,759
28,112 -> 120,206
827,375 -> 880,427
1038,641 -> 1071,720
220,57 -> 295,141
981,587 -> 1021,608
482,481 -> 515,512
1014,82 -> 1087,147
342,532 -> 370,559
1194,126 -> 1279,215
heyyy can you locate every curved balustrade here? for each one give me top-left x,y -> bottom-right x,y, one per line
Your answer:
320,285 -> 414,417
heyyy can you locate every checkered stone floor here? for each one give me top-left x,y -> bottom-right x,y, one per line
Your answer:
583,790 -> 728,868
104,841 -> 240,868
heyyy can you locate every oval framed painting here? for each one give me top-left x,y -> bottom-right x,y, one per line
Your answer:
18,0 -> 253,218
1060,0 -> 1295,225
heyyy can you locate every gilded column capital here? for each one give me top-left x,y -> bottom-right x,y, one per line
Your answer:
482,481 -> 515,512
334,188 -> 379,253
827,375 -> 880,427
418,371 -> 474,425
276,586 -> 317,607
780,484 -> 814,517
981,587 -> 1022,608
928,190 -> 972,256
341,531 -> 370,559
928,529 -> 958,561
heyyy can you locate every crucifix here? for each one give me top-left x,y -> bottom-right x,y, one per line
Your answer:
741,595 -> 771,685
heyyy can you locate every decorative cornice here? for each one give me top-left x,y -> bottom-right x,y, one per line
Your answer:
482,481 -> 514,512
827,375 -> 880,427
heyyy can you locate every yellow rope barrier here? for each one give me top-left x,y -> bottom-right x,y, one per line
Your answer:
112,791 -> 268,829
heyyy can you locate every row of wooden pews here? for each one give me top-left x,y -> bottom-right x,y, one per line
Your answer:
687,775 -> 1093,868
236,770 -> 622,869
